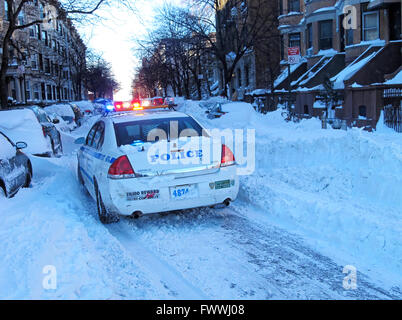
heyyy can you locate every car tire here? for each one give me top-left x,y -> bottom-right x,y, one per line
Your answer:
23,163 -> 32,188
77,163 -> 84,185
0,181 -> 7,198
94,181 -> 119,224
56,132 -> 63,157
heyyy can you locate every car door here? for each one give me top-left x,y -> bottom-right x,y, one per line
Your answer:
84,122 -> 106,197
80,123 -> 99,188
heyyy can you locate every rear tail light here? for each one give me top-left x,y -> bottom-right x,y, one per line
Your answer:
108,155 -> 136,179
42,127 -> 46,137
221,144 -> 235,167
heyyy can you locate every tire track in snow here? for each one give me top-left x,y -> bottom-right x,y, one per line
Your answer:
228,201 -> 401,299
106,222 -> 208,300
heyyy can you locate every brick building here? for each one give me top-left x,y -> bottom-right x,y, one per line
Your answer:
275,0 -> 401,129
0,0 -> 87,105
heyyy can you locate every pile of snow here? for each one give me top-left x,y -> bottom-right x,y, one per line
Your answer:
0,109 -> 51,155
0,133 -> 16,160
177,99 -> 402,286
0,156 -> 162,299
384,70 -> 402,85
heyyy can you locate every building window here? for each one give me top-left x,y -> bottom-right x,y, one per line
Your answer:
31,54 -> 38,69
42,31 -> 48,46
46,84 -> 52,100
245,65 -> 250,87
44,58 -> 50,74
359,105 -> 367,118
362,11 -> 379,41
41,83 -> 46,100
288,0 -> 300,13
306,23 -> 313,49
39,54 -> 43,71
33,84 -> 40,100
4,0 -> 9,21
18,13 -> 24,26
40,2 -> 45,19
289,33 -> 301,49
26,81 -> 31,101
29,27 -> 35,37
304,105 -> 309,115
319,20 -> 333,50
36,25 -> 41,40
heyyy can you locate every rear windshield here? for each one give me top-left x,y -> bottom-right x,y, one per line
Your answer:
114,117 -> 204,146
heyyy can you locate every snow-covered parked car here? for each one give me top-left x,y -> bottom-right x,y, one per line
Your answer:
28,106 -> 63,156
71,101 -> 95,116
0,109 -> 55,157
75,109 -> 239,224
0,131 -> 32,198
44,104 -> 78,131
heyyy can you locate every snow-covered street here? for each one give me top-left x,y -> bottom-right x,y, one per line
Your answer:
1,100 -> 401,299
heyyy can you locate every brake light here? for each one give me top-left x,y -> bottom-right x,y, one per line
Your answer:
42,127 -> 46,137
221,144 -> 235,167
108,155 -> 136,179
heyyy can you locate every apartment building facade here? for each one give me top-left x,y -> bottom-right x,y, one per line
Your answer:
215,0 -> 281,100
275,0 -> 401,129
0,0 -> 87,105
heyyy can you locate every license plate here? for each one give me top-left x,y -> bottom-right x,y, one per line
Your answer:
215,180 -> 231,189
170,184 -> 197,200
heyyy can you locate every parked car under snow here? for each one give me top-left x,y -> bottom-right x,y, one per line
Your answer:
0,131 -> 32,198
44,104 -> 78,131
0,109 -> 55,157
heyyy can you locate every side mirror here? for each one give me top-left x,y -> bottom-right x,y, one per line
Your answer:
15,141 -> 27,149
53,118 -> 60,124
74,137 -> 85,145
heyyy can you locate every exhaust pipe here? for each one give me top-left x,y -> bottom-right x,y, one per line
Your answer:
131,211 -> 143,219
223,198 -> 231,207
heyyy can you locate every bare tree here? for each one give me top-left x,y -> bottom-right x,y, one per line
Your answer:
0,0 -> 133,109
160,0 -> 279,98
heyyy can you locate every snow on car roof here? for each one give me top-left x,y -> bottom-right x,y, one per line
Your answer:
108,110 -> 189,124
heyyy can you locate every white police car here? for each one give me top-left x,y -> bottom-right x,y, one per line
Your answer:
76,109 -> 239,223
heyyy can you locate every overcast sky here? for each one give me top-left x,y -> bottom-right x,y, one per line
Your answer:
79,0 -> 183,101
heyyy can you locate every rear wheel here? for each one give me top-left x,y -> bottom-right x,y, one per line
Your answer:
94,181 -> 119,224
23,163 -> 32,188
0,181 -> 6,198
77,163 -> 84,185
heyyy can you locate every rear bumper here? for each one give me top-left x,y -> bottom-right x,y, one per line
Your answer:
104,166 -> 239,215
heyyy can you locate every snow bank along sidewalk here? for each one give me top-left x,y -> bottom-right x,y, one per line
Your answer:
179,99 -> 402,288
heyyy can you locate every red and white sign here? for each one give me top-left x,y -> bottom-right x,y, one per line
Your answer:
288,47 -> 301,64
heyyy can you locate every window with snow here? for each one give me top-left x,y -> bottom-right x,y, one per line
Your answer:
362,11 -> 379,41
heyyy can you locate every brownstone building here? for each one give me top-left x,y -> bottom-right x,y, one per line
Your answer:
274,0 -> 401,130
0,1 -> 87,105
